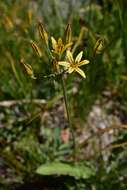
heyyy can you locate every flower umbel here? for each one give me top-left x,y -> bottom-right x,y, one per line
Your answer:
58,50 -> 89,78
51,37 -> 72,57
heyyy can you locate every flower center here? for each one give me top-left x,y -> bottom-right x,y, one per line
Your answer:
71,62 -> 78,68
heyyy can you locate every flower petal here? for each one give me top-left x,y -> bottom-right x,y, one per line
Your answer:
58,61 -> 70,67
62,42 -> 73,54
78,60 -> 89,67
75,67 -> 86,78
66,50 -> 74,63
75,51 -> 83,63
51,37 -> 57,50
68,67 -> 74,73
51,50 -> 59,55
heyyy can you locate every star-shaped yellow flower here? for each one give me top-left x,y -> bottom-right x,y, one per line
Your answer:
58,50 -> 89,78
51,37 -> 72,57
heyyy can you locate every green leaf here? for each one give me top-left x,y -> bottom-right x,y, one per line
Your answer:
36,162 -> 95,179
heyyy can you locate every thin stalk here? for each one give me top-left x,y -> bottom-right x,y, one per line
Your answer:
60,75 -> 76,160
53,0 -> 63,36
6,51 -> 26,97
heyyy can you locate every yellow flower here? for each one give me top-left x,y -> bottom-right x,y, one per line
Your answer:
51,37 -> 72,57
58,50 -> 89,78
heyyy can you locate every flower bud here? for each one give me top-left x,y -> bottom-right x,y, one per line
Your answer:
31,41 -> 42,57
94,38 -> 104,55
20,59 -> 36,79
38,22 -> 48,46
65,23 -> 72,44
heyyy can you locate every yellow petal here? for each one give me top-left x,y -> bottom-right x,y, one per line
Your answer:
58,61 -> 70,67
75,67 -> 86,78
78,60 -> 89,67
51,50 -> 59,55
51,37 -> 57,50
66,50 -> 74,63
68,67 -> 74,73
75,51 -> 83,63
62,42 -> 73,54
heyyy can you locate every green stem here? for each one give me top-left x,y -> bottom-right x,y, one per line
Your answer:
61,75 -> 76,160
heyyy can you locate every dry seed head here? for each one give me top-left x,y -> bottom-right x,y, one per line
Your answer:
31,41 -> 42,57
38,22 -> 48,46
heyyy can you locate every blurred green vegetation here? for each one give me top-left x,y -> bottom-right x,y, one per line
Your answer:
0,0 -> 127,189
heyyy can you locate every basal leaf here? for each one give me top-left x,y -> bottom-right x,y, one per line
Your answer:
36,162 -> 95,179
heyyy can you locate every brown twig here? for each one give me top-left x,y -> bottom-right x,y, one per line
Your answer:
0,99 -> 46,107
79,124 -> 127,148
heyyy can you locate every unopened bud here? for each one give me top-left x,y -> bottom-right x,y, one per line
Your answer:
31,41 -> 42,57
94,38 -> 104,55
65,23 -> 72,44
20,59 -> 36,79
38,22 -> 48,46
